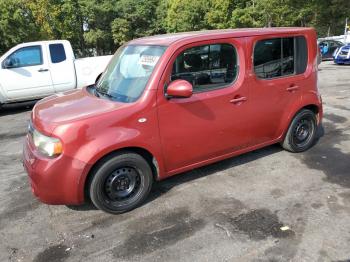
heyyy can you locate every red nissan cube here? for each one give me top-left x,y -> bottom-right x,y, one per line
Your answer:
23,28 -> 323,214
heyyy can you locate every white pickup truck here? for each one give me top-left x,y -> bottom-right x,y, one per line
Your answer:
0,40 -> 112,105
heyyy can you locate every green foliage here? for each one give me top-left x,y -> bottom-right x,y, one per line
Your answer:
81,0 -> 118,55
164,0 -> 210,32
0,0 -> 39,55
206,0 -> 237,29
0,0 -> 349,56
111,0 -> 160,46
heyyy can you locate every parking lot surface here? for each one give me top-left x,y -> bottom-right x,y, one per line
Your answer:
0,61 -> 349,262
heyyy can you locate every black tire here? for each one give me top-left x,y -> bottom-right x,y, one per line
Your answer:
89,152 -> 153,214
281,109 -> 317,153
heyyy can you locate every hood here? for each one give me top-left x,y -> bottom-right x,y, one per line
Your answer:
33,88 -> 126,126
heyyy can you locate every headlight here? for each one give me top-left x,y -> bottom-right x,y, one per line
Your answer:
32,128 -> 63,157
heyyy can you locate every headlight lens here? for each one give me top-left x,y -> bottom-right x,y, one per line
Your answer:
32,129 -> 63,157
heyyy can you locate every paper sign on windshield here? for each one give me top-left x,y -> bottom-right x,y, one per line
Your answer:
139,55 -> 160,67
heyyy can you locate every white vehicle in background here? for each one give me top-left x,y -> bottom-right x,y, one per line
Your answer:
0,40 -> 112,106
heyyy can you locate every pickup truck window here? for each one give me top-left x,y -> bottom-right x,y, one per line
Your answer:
96,45 -> 166,103
49,44 -> 66,63
171,44 -> 237,92
254,36 -> 307,79
5,46 -> 42,68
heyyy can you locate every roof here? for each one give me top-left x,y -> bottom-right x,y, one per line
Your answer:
17,40 -> 69,47
129,27 -> 314,46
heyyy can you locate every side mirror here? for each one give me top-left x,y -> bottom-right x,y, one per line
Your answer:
166,79 -> 193,99
2,57 -> 14,69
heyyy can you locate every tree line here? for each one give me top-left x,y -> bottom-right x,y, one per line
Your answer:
0,0 -> 349,56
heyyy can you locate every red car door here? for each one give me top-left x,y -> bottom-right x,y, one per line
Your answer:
156,38 -> 253,174
247,35 -> 309,144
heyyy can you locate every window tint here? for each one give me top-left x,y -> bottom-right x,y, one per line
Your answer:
6,46 -> 42,68
282,38 -> 294,75
171,44 -> 237,91
254,36 -> 308,79
296,36 -> 307,74
49,44 -> 66,63
336,41 -> 343,46
254,38 -> 282,78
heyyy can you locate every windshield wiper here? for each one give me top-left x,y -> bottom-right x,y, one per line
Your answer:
95,88 -> 114,100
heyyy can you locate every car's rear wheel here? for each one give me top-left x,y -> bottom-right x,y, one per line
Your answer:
281,109 -> 317,153
89,152 -> 153,214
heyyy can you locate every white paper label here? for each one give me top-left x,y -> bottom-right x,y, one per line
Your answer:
139,55 -> 160,66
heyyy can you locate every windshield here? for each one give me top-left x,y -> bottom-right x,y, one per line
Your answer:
96,45 -> 166,103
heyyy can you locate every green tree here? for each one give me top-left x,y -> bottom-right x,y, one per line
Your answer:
164,0 -> 210,32
312,0 -> 350,36
111,0 -> 161,47
82,0 -> 118,55
24,0 -> 86,55
0,0 -> 39,55
2,0 -> 350,57
206,0 -> 236,29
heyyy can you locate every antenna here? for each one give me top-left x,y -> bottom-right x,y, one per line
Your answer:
345,18 -> 349,44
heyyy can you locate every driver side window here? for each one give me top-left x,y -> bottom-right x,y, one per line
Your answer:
171,43 -> 238,92
5,46 -> 43,68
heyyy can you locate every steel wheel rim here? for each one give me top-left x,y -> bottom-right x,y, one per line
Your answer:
104,167 -> 141,201
292,117 -> 314,148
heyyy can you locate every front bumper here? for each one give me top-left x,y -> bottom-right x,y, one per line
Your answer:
23,134 -> 90,205
333,57 -> 350,64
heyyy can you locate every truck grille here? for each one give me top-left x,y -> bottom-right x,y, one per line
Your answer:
340,50 -> 349,56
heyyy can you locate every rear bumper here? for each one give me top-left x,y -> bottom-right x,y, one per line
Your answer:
23,135 -> 90,205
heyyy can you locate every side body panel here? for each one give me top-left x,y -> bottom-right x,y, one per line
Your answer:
32,88 -> 164,203
246,34 -> 306,144
45,40 -> 77,93
0,43 -> 54,101
275,30 -> 323,136
155,29 -> 321,179
156,37 -> 254,174
75,55 -> 113,88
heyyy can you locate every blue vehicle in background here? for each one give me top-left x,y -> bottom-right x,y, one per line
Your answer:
318,40 -> 344,60
333,44 -> 350,64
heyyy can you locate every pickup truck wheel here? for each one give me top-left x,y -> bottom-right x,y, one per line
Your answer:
89,152 -> 153,214
282,109 -> 317,153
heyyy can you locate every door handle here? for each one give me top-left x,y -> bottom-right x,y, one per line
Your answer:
230,96 -> 247,104
286,85 -> 299,92
38,68 -> 49,72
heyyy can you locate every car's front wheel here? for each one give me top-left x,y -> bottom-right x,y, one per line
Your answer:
89,152 -> 153,214
281,109 -> 317,153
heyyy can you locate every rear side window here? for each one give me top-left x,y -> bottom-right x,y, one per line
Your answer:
282,38 -> 294,75
49,44 -> 66,63
171,44 -> 238,92
254,36 -> 308,79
